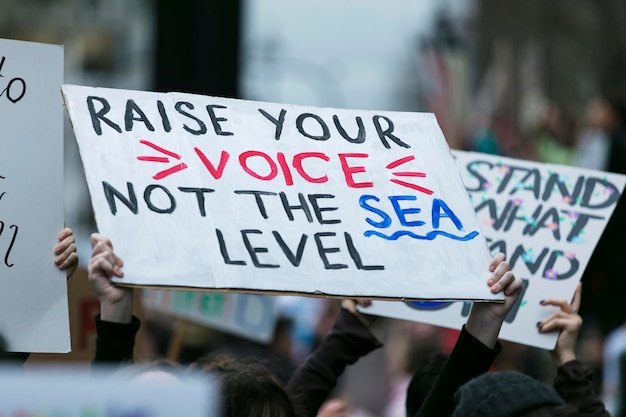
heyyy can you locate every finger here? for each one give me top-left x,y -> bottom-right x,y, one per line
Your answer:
491,270 -> 515,294
538,316 -> 581,333
504,275 -> 523,296
54,234 -> 75,256
57,227 -> 72,241
55,242 -> 77,267
538,310 -> 570,327
539,298 -> 574,314
91,233 -> 113,250
489,252 -> 506,273
355,299 -> 372,308
59,252 -> 79,271
571,282 -> 582,312
488,259 -> 510,286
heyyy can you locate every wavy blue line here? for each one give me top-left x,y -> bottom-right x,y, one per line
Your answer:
363,229 -> 479,241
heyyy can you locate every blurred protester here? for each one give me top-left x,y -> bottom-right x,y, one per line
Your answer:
88,233 -> 382,417
414,278 -> 608,416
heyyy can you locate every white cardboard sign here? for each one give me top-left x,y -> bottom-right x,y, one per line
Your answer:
63,84 -> 497,301
0,39 -> 68,352
143,290 -> 278,343
367,151 -> 626,349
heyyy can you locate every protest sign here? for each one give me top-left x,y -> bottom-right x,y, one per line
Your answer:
143,290 -> 278,343
366,151 -> 626,349
0,39 -> 68,352
0,366 -> 215,417
62,84 -> 497,301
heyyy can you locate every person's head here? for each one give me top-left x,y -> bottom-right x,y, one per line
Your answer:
193,355 -> 297,417
405,352 -> 448,417
452,371 -> 574,417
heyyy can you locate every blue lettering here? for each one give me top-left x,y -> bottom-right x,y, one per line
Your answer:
359,195 -> 392,228
432,198 -> 463,230
389,195 -> 425,227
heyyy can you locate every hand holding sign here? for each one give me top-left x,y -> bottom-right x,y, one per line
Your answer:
53,227 -> 79,278
466,253 -> 523,349
88,233 -> 133,323
538,282 -> 583,367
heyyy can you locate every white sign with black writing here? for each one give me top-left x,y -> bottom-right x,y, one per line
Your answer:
366,151 -> 626,349
63,85 -> 498,301
0,39 -> 68,352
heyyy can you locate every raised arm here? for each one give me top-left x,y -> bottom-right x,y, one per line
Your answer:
286,299 -> 382,417
415,253 -> 523,417
88,233 -> 139,364
538,283 -> 609,417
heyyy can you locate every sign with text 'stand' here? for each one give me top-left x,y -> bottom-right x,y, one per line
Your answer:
366,151 -> 626,349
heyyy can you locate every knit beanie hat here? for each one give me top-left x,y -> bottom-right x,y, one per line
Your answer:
452,371 -> 565,417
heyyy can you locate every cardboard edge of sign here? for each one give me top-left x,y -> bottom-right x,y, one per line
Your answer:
117,283 -> 505,303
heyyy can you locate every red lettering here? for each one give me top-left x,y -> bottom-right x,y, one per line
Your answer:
239,151 -> 278,181
276,152 -> 294,186
195,148 -> 230,179
338,153 -> 373,188
293,152 -> 330,183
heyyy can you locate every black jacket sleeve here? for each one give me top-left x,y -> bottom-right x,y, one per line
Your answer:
415,326 -> 502,417
92,314 -> 140,365
286,309 -> 382,417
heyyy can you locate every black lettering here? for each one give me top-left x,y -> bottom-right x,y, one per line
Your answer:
3,78 -> 25,103
542,173 -> 584,205
308,194 -> 340,225
509,245 -> 549,274
498,165 -> 530,194
157,100 -> 172,132
258,108 -> 287,140
504,278 -> 529,323
102,181 -> 138,215
206,104 -> 234,136
296,113 -> 330,141
234,190 -> 277,219
273,231 -> 307,267
241,229 -> 279,268
175,101 -> 207,135
87,96 -> 122,135
216,229 -> 246,265
510,168 -> 541,200
372,115 -> 410,149
178,187 -> 215,217
523,207 -> 561,240
543,251 -> 579,280
465,160 -> 492,192
563,211 -> 604,242
580,177 -> 621,209
333,115 -> 365,144
125,99 -> 155,132
314,232 -> 347,270
344,232 -> 384,270
280,192 -> 313,222
144,184 -> 176,214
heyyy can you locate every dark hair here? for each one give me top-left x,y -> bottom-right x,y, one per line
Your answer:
192,355 -> 297,417
405,352 -> 448,416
